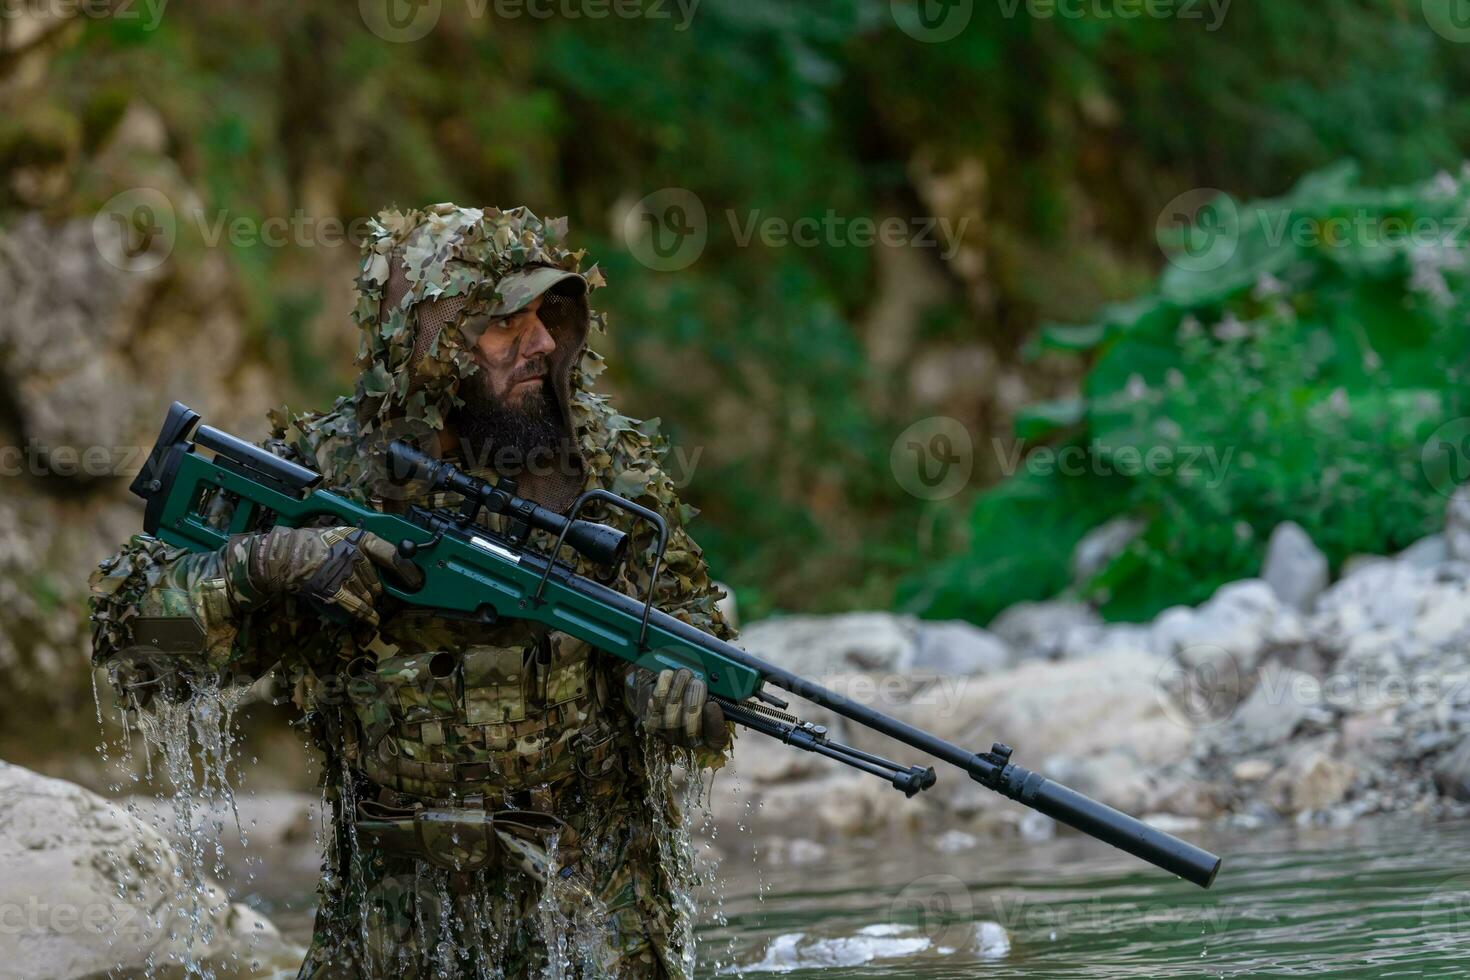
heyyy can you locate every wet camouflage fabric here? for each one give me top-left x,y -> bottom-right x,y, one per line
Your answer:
90,204 -> 733,978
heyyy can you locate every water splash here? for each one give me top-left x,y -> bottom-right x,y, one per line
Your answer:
108,677 -> 261,979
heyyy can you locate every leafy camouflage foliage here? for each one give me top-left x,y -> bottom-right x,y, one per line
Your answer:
903,164 -> 1470,623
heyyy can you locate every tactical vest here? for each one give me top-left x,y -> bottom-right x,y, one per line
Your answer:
305,609 -> 624,803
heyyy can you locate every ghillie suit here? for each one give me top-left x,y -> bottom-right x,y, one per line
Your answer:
91,205 -> 735,978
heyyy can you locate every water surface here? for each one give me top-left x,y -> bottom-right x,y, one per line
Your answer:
251,817 -> 1470,977
701,819 -> 1470,978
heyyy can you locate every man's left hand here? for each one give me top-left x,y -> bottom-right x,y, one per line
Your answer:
625,667 -> 729,751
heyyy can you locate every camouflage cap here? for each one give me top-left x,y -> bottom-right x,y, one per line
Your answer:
486,265 -> 587,317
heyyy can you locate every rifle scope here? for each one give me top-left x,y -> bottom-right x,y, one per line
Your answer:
385,441 -> 629,567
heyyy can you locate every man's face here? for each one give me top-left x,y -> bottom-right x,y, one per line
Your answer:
464,294 -> 557,408
450,291 -> 568,466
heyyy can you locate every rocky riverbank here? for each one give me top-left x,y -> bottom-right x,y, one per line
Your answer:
0,762 -> 303,979
711,490 -> 1470,847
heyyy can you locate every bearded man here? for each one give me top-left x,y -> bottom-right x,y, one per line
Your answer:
90,204 -> 734,978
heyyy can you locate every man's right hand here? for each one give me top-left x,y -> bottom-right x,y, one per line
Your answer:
225,526 -> 424,629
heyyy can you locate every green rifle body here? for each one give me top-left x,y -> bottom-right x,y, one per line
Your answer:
127,402 -> 1223,889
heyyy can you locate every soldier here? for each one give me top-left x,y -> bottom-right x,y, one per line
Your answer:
89,204 -> 735,978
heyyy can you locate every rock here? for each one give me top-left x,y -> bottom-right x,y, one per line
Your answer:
870,651 -> 1193,817
0,761 -> 303,978
1138,813 -> 1202,834
912,621 -> 1012,675
1341,554 -> 1390,578
738,613 -> 1011,680
988,601 -> 1102,661
1151,580 -> 1283,676
1447,486 -> 1470,561
931,829 -> 980,854
1213,665 -> 1321,752
1432,739 -> 1470,801
1398,535 -> 1449,569
1071,516 -> 1145,584
1314,562 -> 1433,638
1232,758 -> 1274,783
1280,749 -> 1355,813
1262,522 -> 1329,612
763,837 -> 829,866
1041,621 -> 1156,662
739,613 -> 917,675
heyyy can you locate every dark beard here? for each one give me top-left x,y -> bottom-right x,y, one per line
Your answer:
450,377 -> 566,474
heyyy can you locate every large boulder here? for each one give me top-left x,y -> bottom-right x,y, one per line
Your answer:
1261,522 -> 1329,612
1151,579 -> 1290,676
987,600 -> 1102,661
737,613 -> 1011,679
840,650 -> 1199,819
723,613 -> 1012,799
0,761 -> 302,978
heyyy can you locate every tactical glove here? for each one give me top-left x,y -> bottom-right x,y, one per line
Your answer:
624,666 -> 729,751
225,525 -> 423,629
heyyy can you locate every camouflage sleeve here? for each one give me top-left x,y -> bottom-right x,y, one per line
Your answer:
88,427 -> 318,689
89,534 -> 276,684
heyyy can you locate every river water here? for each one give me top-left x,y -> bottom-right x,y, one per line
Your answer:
252,816 -> 1470,977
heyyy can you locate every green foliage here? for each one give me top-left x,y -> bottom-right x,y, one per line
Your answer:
18,2 -> 1470,619
904,164 -> 1470,623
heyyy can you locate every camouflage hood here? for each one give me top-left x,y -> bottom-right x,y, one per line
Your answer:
277,204 -> 610,511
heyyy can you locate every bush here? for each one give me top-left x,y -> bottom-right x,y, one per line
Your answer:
901,163 -> 1470,624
